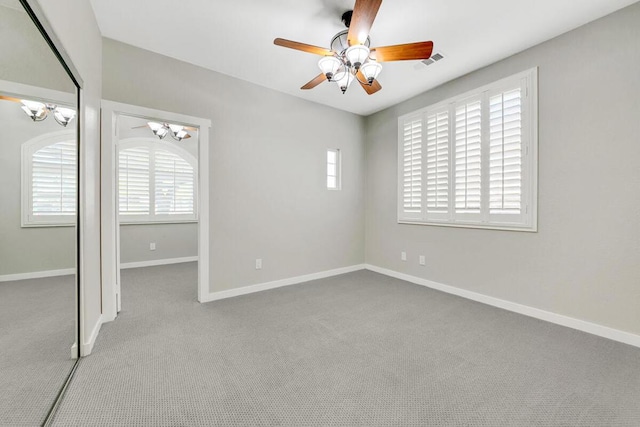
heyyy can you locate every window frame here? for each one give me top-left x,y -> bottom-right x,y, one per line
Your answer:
21,129 -> 77,227
397,68 -> 538,232
117,138 -> 198,225
327,148 -> 342,191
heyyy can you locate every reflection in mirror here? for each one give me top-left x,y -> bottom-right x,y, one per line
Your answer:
0,0 -> 79,425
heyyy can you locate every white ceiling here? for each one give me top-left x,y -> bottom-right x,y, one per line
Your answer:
89,0 -> 638,116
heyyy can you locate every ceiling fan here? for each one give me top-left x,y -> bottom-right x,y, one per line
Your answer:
273,0 -> 434,95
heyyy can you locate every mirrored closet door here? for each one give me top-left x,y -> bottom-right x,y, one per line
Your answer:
0,0 -> 80,425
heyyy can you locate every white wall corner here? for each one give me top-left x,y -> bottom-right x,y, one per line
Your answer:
364,264 -> 640,349
200,264 -> 367,303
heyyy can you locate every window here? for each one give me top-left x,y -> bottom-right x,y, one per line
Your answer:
117,139 -> 197,223
327,149 -> 341,190
398,69 -> 538,231
22,130 -> 77,227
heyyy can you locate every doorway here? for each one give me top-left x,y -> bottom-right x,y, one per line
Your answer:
101,102 -> 210,321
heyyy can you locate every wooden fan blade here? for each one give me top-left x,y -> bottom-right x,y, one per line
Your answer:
347,0 -> 383,46
370,41 -> 434,62
356,70 -> 382,95
0,95 -> 21,103
301,73 -> 327,90
274,38 -> 333,56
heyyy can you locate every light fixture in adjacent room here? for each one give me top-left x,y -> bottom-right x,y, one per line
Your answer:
148,122 -> 169,139
19,99 -> 76,127
147,122 -> 191,141
168,124 -> 189,141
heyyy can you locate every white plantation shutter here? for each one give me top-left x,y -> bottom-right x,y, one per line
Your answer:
454,99 -> 482,216
397,69 -> 536,230
425,110 -> 449,216
400,116 -> 423,219
489,89 -> 523,217
117,140 -> 197,222
119,147 -> 150,216
31,140 -> 76,220
155,149 -> 195,215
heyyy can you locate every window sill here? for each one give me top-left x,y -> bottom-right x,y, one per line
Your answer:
22,222 -> 75,228
397,219 -> 537,233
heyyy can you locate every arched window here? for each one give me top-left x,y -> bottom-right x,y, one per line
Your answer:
117,138 -> 197,223
21,130 -> 77,226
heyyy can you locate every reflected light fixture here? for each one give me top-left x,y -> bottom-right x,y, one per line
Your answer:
19,99 -> 76,127
147,122 -> 191,141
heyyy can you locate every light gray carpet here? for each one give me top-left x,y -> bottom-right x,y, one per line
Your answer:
0,275 -> 76,426
52,263 -> 640,426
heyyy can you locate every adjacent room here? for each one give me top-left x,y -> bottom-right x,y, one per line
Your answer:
1,0 -> 639,425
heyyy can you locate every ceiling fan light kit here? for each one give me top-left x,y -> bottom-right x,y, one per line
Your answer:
274,0 -> 434,96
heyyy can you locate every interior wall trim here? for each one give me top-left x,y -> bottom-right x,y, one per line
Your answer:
81,314 -> 102,355
201,264 -> 367,303
365,264 -> 640,349
0,268 -> 75,283
120,256 -> 199,270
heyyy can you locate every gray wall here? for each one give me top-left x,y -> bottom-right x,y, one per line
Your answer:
120,223 -> 197,264
0,102 -> 76,275
365,3 -> 640,335
102,39 -> 366,292
0,5 -> 75,93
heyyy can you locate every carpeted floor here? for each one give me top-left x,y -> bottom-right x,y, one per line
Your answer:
52,263 -> 640,426
0,275 -> 76,426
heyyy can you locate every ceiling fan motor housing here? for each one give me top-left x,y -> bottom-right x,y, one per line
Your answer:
341,10 -> 353,28
330,30 -> 371,55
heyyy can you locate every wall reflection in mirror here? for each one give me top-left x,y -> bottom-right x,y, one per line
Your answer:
0,0 -> 79,425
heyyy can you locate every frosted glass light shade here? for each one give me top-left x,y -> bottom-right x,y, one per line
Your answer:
345,45 -> 370,69
53,107 -> 76,127
148,122 -> 168,139
334,69 -> 354,93
173,130 -> 189,141
361,61 -> 382,83
318,56 -> 341,80
20,100 -> 47,121
168,124 -> 190,141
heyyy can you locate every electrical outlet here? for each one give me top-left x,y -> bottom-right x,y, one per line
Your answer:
401,251 -> 407,261
419,255 -> 426,266
150,243 -> 156,251
255,258 -> 262,270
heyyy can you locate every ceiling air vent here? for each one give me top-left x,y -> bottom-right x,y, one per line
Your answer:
421,52 -> 444,66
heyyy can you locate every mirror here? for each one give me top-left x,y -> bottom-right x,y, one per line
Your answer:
0,0 -> 80,425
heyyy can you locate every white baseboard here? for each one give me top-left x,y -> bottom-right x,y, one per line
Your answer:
365,264 -> 640,349
120,256 -> 198,270
81,314 -> 103,356
0,268 -> 75,283
201,264 -> 366,303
